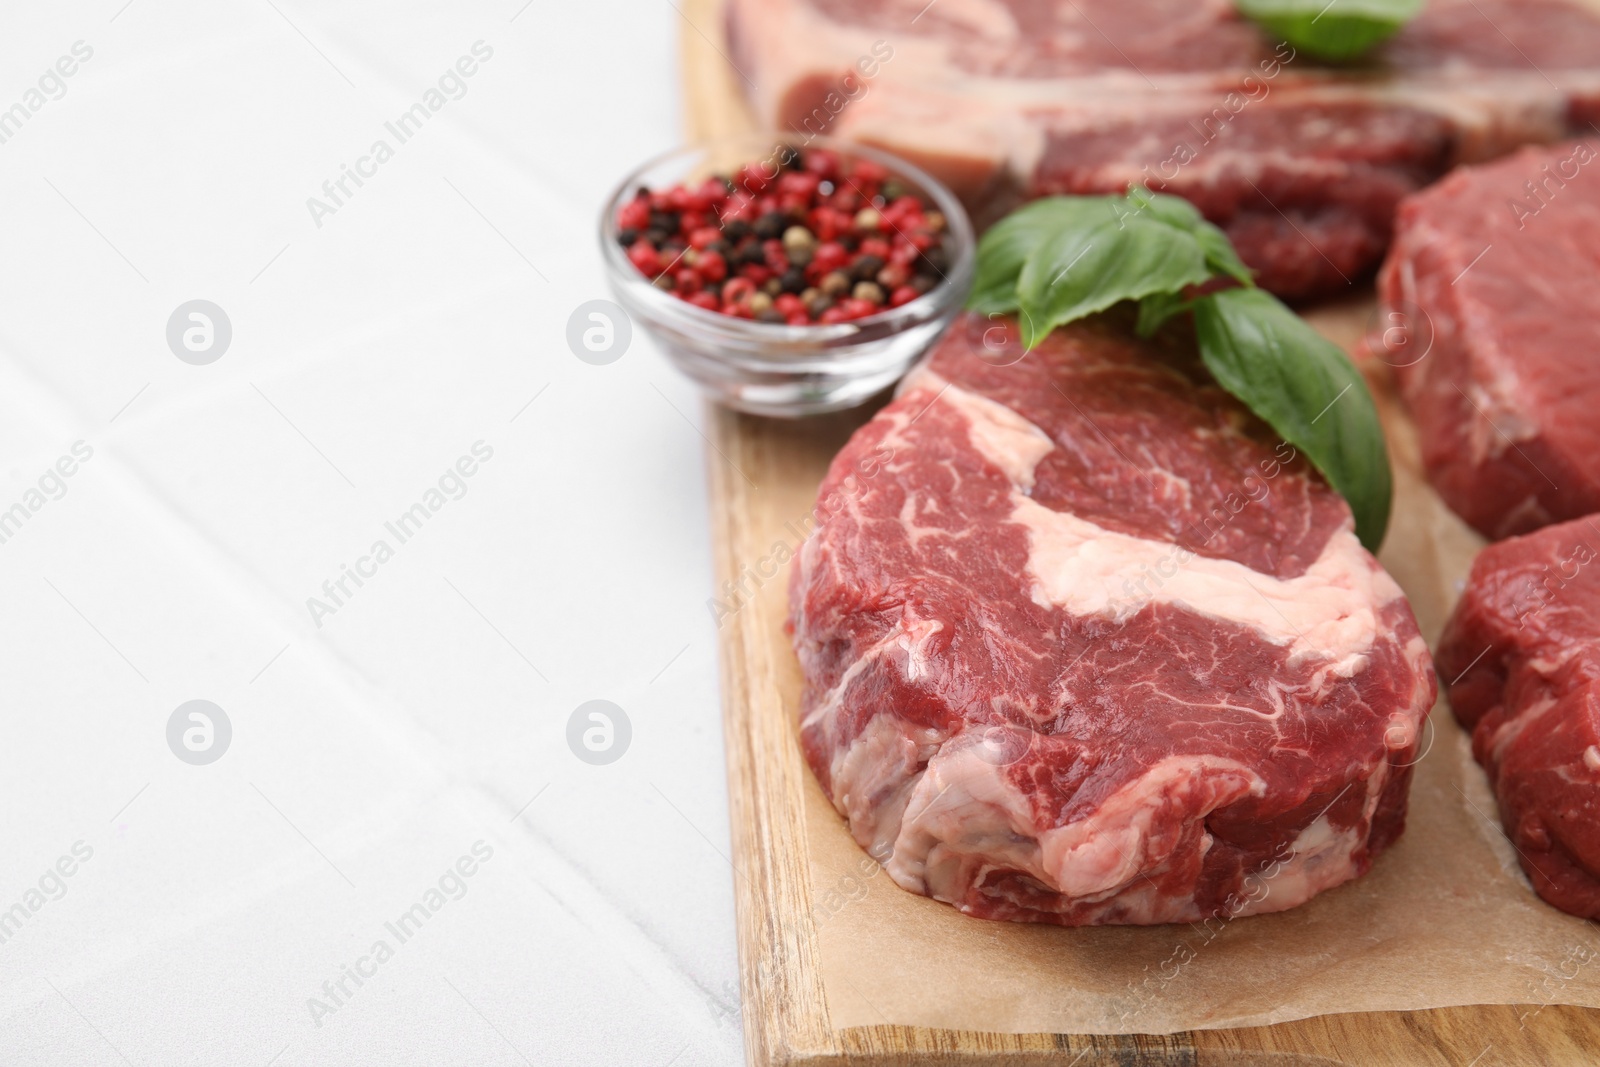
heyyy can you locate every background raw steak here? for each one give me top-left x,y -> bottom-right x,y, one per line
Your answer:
1377,139 -> 1600,541
1437,516 -> 1600,919
787,313 -> 1437,925
727,0 -> 1600,299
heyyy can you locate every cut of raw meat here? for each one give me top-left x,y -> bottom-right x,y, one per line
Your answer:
1437,516 -> 1600,919
1377,139 -> 1600,541
726,0 -> 1600,299
787,312 -> 1436,925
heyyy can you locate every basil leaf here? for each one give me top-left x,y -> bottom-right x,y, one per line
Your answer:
1189,224 -> 1255,286
1193,288 -> 1392,550
968,198 -> 1111,314
1128,186 -> 1254,286
1236,0 -> 1423,60
1136,291 -> 1191,338
1126,185 -> 1203,227
1016,209 -> 1210,348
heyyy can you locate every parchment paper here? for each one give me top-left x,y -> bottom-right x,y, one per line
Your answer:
794,313 -> 1600,1035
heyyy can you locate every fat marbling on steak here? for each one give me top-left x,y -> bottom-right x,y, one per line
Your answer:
787,313 -> 1437,925
1377,139 -> 1600,541
1438,516 -> 1600,919
727,0 -> 1600,299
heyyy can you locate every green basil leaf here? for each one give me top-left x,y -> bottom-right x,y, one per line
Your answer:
1236,0 -> 1423,60
1016,210 -> 1210,348
1128,186 -> 1254,286
1193,288 -> 1392,550
1136,291 -> 1191,338
968,198 -> 1111,314
1189,223 -> 1256,286
1126,185 -> 1204,228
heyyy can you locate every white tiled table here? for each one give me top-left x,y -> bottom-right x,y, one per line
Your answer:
0,2 -> 742,1064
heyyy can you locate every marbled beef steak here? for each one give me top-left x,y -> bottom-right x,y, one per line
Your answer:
1378,139 -> 1600,541
1438,516 -> 1600,919
787,313 -> 1436,925
727,0 -> 1600,299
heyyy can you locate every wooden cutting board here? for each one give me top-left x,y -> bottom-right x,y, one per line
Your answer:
680,3 -> 1600,1062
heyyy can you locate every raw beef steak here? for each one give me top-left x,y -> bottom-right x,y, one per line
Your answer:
1438,516 -> 1600,919
787,313 -> 1437,925
726,0 -> 1600,299
1377,139 -> 1600,541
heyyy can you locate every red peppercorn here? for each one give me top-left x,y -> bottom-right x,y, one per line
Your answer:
628,240 -> 662,276
688,291 -> 720,311
686,178 -> 725,214
882,195 -> 923,225
890,285 -> 920,308
778,171 -> 821,199
838,297 -> 878,319
779,192 -> 811,217
889,241 -> 920,267
859,237 -> 892,261
819,207 -> 844,241
688,227 -> 722,250
617,197 -> 651,231
697,250 -> 727,282
818,306 -> 851,324
674,268 -> 703,295
877,263 -> 910,290
762,239 -> 789,272
808,208 -> 842,242
812,242 -> 849,274
721,277 -> 755,305
852,160 -> 888,185
738,163 -> 774,194
742,264 -> 774,286
774,293 -> 804,316
805,150 -> 840,180
721,192 -> 758,223
785,311 -> 811,326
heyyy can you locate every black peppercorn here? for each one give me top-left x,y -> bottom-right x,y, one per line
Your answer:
754,212 -> 787,241
851,254 -> 885,282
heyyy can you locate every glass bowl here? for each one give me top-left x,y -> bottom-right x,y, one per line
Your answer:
599,136 -> 975,418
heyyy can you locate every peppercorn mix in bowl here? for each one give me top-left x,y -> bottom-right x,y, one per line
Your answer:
600,137 -> 974,417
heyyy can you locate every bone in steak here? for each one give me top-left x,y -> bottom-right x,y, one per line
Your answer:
726,0 -> 1600,299
787,313 -> 1437,925
1437,516 -> 1600,919
1377,139 -> 1600,541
